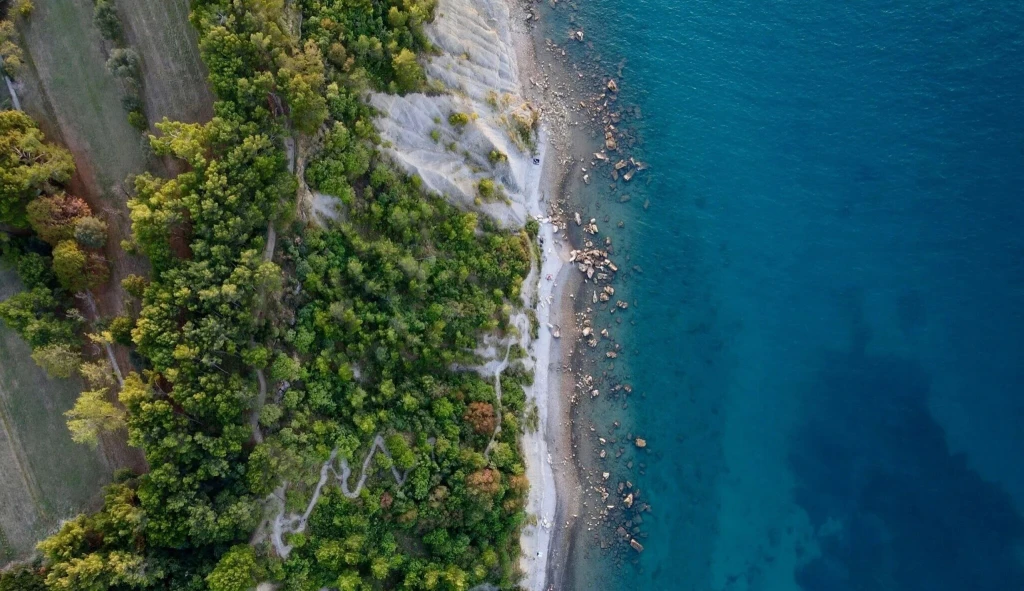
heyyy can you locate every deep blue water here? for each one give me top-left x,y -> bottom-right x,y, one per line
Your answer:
555,0 -> 1024,589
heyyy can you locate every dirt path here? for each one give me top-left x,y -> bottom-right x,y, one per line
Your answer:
250,370 -> 267,444
248,223 -> 278,444
4,76 -> 21,111
269,434 -> 410,557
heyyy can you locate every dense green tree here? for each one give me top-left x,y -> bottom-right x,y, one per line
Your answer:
25,193 -> 91,245
0,568 -> 46,591
205,545 -> 261,591
392,48 -> 424,93
0,111 -> 76,227
65,388 -> 125,446
0,20 -> 23,77
93,0 -> 124,43
30,342 -> 81,378
52,240 -> 108,292
0,285 -> 78,347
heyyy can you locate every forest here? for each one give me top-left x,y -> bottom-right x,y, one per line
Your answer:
0,0 -> 533,589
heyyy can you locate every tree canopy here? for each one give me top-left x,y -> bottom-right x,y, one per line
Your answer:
0,111 -> 76,228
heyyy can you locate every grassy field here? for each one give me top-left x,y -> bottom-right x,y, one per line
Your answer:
17,0 -> 151,199
0,268 -> 112,566
121,0 -> 215,125
0,0 -> 216,564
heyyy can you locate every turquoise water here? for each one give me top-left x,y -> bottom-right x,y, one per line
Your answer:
552,0 -> 1024,589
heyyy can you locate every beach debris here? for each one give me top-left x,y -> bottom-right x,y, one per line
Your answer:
603,472 -> 610,480
599,292 -> 610,302
606,351 -> 618,358
635,437 -> 647,448
573,30 -> 585,41
551,326 -> 561,338
574,212 -> 582,226
624,493 -> 634,508
592,389 -> 600,398
600,449 -> 607,458
614,159 -> 628,170
616,300 -> 629,309
630,539 -> 644,553
607,79 -> 619,92
594,151 -> 608,161
600,328 -> 609,337
582,327 -> 593,337
583,173 -> 590,184
623,169 -> 636,182
584,219 -> 599,234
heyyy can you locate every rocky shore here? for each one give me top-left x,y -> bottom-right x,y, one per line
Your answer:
370,0 -> 654,586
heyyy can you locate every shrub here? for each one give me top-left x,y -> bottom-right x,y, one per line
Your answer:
127,110 -> 147,130
477,178 -> 499,200
107,315 -> 134,345
74,216 -> 108,249
93,0 -> 124,44
488,149 -> 508,164
106,48 -> 141,81
14,0 -> 34,17
121,273 -> 147,298
448,112 -> 470,127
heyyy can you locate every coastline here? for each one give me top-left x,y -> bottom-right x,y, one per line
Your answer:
501,2 -> 581,589
368,0 -> 582,587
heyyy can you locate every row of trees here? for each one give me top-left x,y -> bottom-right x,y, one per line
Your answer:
0,111 -> 110,374
92,0 -> 149,129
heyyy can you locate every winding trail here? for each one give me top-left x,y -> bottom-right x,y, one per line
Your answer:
266,328 -> 524,559
269,434 -> 410,557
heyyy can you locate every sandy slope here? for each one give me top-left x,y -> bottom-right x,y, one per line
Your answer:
370,0 -> 542,228
370,0 -> 568,587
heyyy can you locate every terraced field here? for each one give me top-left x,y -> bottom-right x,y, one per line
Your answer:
0,269 -> 112,566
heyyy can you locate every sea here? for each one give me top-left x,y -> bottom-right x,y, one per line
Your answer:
538,0 -> 1024,589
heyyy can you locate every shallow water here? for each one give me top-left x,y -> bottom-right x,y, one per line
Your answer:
548,0 -> 1024,589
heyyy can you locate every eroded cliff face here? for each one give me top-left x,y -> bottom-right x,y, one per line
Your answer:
371,0 -> 542,227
